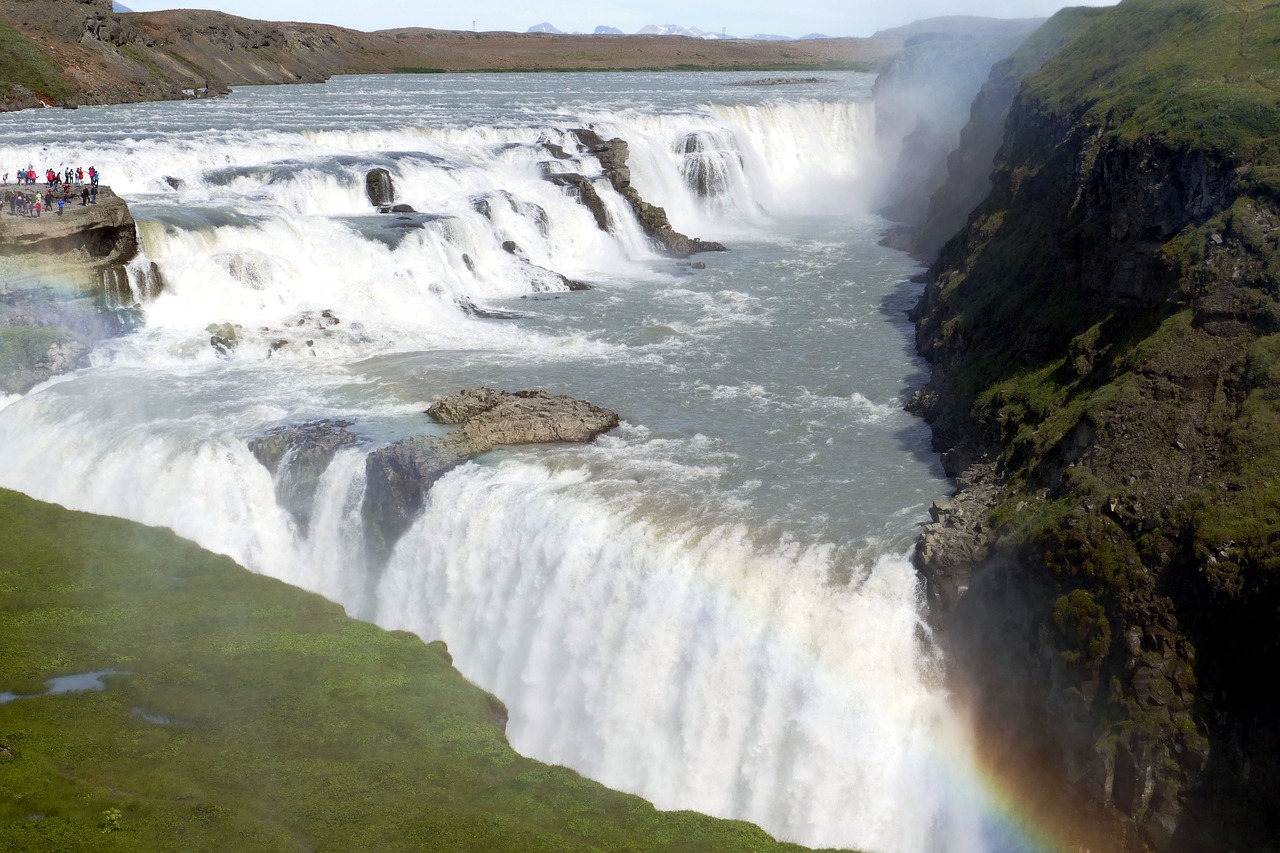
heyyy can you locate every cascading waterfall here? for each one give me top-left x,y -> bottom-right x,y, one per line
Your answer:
0,73 -> 1002,852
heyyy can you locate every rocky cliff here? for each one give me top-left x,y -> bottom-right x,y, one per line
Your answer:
0,186 -> 153,393
907,7 -> 1105,260
907,2 -> 1280,849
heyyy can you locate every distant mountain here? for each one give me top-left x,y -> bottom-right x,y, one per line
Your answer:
539,22 -> 813,40
635,24 -> 743,39
635,24 -> 690,36
798,33 -> 830,40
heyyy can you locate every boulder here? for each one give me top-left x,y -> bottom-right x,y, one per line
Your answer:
365,168 -> 395,209
206,322 -> 238,356
363,388 -> 618,562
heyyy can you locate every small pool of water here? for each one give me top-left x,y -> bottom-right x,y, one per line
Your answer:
0,670 -> 127,704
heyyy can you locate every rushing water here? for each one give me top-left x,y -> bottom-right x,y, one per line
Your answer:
0,72 -> 1004,851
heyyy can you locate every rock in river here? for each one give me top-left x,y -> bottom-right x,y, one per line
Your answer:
363,388 -> 619,562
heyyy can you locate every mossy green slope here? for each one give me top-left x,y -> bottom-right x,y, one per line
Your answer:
0,489 -> 844,852
911,0 -> 1280,848
0,19 -> 71,108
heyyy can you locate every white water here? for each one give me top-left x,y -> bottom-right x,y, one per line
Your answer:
0,73 -> 1007,851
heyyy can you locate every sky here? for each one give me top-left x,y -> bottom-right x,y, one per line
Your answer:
117,1 -> 1119,40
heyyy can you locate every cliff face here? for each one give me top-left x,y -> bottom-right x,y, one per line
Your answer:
908,2 -> 1280,850
908,7 -> 1105,260
871,17 -> 1042,226
0,187 -> 152,393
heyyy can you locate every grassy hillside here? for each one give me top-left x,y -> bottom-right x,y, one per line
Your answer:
0,489 -> 843,852
0,19 -> 71,108
1027,0 -> 1280,165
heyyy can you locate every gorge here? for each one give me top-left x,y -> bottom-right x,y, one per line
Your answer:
2,2 -> 1279,852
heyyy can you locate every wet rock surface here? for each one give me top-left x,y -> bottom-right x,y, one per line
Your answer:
365,168 -> 396,210
249,419 -> 361,533
363,388 -> 618,563
562,128 -> 726,257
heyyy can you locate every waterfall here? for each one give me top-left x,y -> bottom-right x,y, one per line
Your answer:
0,74 -> 1000,852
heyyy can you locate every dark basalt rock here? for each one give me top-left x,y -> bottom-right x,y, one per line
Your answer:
542,141 -> 572,160
362,388 -> 618,563
565,128 -> 726,257
454,297 -> 526,320
249,419 -> 360,533
548,173 -> 610,232
365,168 -> 395,209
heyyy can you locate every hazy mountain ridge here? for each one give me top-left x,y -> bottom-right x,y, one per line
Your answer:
527,21 -> 827,40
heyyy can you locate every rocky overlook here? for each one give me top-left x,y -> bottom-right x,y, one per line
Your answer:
0,186 -> 153,393
0,187 -> 135,266
905,2 -> 1280,849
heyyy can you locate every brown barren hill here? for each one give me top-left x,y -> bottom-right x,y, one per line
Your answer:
0,0 -> 896,112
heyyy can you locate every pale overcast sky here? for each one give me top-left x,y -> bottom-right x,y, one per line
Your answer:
118,1 -> 1118,39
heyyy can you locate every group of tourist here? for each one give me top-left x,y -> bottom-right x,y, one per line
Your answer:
2,164 -> 102,217
4,165 -> 100,187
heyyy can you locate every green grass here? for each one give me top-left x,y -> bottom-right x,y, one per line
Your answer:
1026,0 -> 1280,162
0,489 -> 847,852
0,20 -> 72,104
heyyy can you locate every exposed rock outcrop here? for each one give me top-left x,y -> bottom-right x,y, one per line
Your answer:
362,388 -> 619,562
546,173 -> 609,231
0,186 -> 144,393
913,460 -> 1000,617
566,128 -> 726,257
0,187 -> 136,267
249,419 -> 361,533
